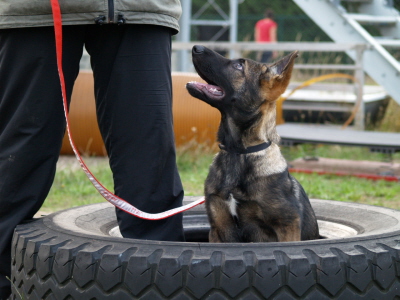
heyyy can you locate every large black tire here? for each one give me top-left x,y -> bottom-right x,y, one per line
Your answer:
10,197 -> 400,299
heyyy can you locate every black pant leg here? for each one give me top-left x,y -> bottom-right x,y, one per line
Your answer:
0,26 -> 84,299
85,24 -> 185,241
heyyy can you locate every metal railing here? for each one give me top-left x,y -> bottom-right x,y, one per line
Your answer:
172,42 -> 369,130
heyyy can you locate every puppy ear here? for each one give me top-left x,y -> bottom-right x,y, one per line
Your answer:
260,51 -> 298,100
261,51 -> 298,81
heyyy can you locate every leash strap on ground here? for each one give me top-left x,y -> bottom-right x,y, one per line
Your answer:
50,0 -> 205,220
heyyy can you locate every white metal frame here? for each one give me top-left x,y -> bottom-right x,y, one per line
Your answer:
293,0 -> 400,106
172,42 -> 367,130
176,0 -> 240,70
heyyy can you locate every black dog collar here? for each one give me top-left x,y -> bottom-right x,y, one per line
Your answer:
219,141 -> 271,154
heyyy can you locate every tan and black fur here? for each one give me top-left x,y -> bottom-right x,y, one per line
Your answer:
186,45 -> 319,243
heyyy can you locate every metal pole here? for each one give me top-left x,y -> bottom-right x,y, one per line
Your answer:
229,0 -> 239,58
354,45 -> 365,130
177,0 -> 192,71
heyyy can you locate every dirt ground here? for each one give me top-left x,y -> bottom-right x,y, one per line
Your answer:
290,157 -> 400,177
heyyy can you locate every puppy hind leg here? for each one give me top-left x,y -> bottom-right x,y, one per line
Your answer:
275,218 -> 302,242
206,195 -> 241,243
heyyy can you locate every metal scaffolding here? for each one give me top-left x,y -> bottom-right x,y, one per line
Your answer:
176,0 -> 240,71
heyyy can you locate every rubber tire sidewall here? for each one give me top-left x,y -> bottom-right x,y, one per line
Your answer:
11,198 -> 400,299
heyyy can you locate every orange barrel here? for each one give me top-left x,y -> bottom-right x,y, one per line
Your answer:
171,72 -> 220,146
60,71 -> 221,156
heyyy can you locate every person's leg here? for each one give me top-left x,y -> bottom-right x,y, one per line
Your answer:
0,26 -> 83,299
86,24 -> 184,241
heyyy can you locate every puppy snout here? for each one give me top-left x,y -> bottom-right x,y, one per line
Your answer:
193,45 -> 205,54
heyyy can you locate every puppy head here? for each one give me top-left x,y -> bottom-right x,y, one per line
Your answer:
186,45 -> 297,122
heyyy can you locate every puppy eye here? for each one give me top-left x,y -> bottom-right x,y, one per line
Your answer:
233,63 -> 243,70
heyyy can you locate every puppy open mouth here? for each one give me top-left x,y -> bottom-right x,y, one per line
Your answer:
186,81 -> 225,100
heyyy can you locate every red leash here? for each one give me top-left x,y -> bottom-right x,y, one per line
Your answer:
50,0 -> 204,220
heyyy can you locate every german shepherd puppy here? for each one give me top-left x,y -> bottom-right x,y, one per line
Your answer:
186,45 -> 319,243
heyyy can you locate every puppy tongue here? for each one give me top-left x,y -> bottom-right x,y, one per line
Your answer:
189,81 -> 223,96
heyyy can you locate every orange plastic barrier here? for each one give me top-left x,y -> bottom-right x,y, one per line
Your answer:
60,71 -> 221,155
60,71 -> 106,156
171,72 -> 220,146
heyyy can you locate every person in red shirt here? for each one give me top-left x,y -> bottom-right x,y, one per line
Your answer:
255,9 -> 278,62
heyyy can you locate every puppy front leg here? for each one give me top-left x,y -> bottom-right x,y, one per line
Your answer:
206,194 -> 240,243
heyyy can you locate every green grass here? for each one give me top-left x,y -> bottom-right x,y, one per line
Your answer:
42,162 -> 112,213
43,142 -> 400,213
43,99 -> 400,213
176,142 -> 215,196
292,172 -> 400,209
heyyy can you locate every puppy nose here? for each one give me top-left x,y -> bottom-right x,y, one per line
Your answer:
193,45 -> 205,54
